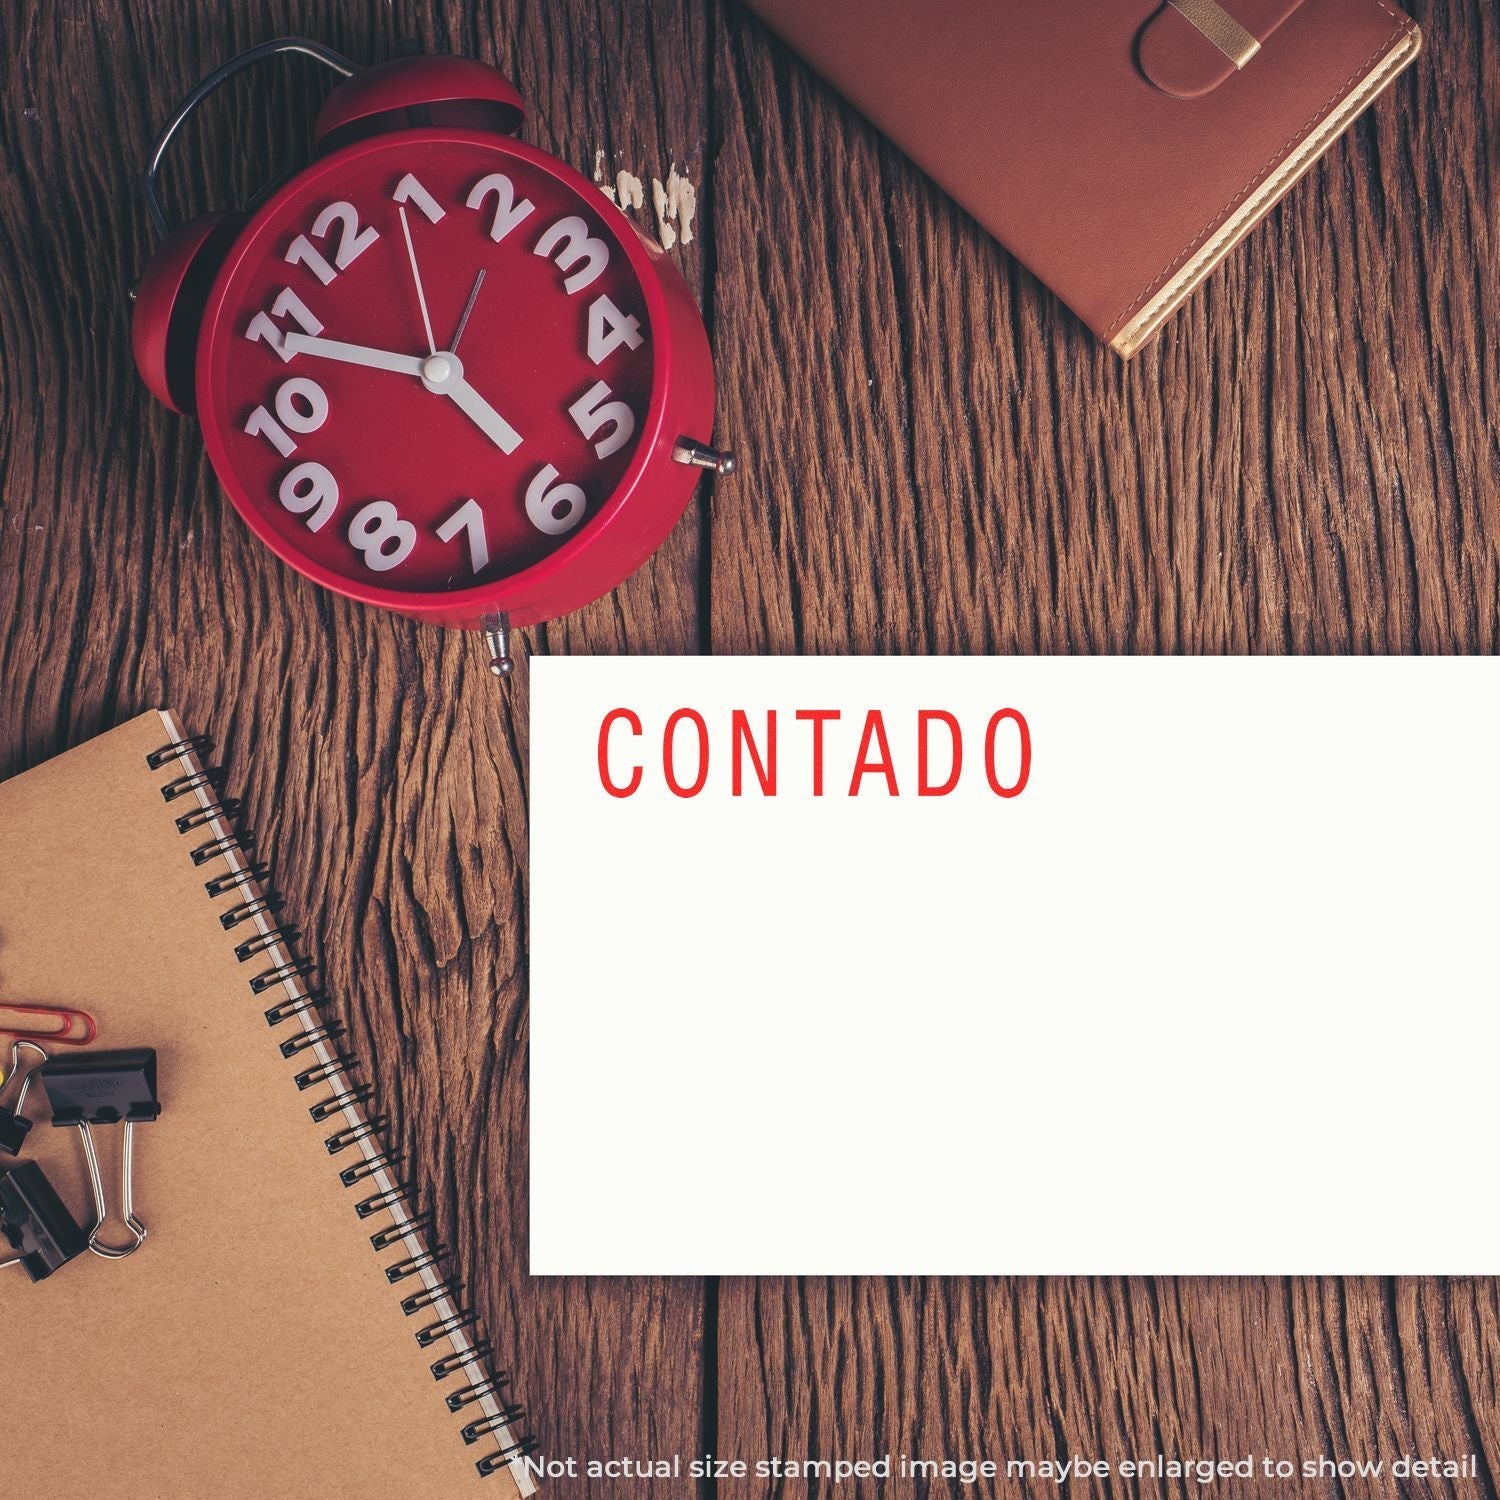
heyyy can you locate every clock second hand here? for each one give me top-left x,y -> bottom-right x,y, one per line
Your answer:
449,269 -> 485,356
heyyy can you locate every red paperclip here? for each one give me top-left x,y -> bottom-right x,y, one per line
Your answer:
0,1002 -> 97,1047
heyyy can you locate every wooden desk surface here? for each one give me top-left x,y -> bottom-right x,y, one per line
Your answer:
1,1 -> 1496,1492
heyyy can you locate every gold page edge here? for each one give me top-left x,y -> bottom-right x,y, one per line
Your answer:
1109,23 -> 1422,359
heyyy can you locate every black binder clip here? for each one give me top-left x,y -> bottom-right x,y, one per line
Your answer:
0,1162 -> 88,1281
41,1048 -> 161,1259
0,1041 -> 48,1156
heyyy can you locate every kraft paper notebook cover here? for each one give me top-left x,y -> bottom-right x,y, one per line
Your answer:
0,711 -> 534,1498
742,0 -> 1421,355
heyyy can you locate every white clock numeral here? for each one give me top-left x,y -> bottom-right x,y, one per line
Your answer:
392,172 -> 445,223
314,200 -> 381,267
535,215 -> 609,294
436,497 -> 490,573
243,376 -> 329,458
525,464 -> 587,536
568,380 -> 635,460
465,173 -> 535,243
244,288 -> 324,362
586,293 -> 644,365
278,461 -> 340,532
245,407 -> 296,459
284,235 -> 336,286
285,200 -> 380,284
348,500 -> 417,572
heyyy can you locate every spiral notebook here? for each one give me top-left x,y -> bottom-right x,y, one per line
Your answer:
0,711 -> 536,1498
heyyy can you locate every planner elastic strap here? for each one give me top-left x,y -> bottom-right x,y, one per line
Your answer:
1168,0 -> 1262,66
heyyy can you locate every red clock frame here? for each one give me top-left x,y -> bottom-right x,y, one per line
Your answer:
196,131 -> 715,630
133,42 -> 731,653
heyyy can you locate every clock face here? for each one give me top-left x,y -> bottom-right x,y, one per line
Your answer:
197,132 -> 659,605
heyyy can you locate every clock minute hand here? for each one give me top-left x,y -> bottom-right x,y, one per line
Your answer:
283,334 -> 426,376
280,335 -> 523,455
398,204 -> 438,356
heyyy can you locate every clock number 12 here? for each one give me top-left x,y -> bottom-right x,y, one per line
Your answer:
284,201 -> 381,285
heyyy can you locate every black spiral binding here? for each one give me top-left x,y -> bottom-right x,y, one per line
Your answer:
147,733 -> 536,1481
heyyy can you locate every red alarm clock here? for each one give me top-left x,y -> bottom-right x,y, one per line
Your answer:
133,39 -> 733,675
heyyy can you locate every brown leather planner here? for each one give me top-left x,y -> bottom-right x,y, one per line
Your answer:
742,0 -> 1420,355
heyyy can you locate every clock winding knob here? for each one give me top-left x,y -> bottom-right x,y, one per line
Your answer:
672,438 -> 736,476
482,612 -> 516,679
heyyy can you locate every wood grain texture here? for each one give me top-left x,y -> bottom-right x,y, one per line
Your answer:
0,0 -> 1496,1496
708,0 -> 1498,656
718,1278 -> 1500,1496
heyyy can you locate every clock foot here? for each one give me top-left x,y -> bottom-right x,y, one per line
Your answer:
481,611 -> 515,679
672,438 -> 736,476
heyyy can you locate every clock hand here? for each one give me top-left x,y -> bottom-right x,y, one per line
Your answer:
449,269 -> 486,356
282,334 -> 426,376
443,373 -> 524,455
414,348 -> 522,454
397,203 -> 438,356
283,335 -> 521,451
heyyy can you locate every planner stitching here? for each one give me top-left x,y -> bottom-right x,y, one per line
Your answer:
1102,6 -> 1412,342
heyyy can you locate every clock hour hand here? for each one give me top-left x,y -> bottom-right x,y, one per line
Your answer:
282,334 -> 426,376
416,350 -> 523,456
443,376 -> 524,456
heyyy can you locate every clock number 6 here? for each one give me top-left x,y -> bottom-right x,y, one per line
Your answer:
525,465 -> 587,536
244,376 -> 329,459
348,500 -> 417,573
568,381 -> 636,460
